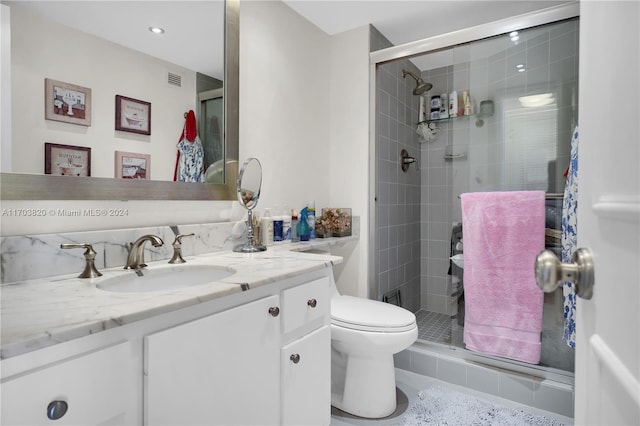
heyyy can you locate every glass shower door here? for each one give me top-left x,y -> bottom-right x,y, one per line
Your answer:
414,17 -> 579,372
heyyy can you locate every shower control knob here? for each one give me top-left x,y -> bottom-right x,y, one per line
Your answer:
307,299 -> 317,308
534,248 -> 594,300
290,354 -> 300,364
268,306 -> 280,317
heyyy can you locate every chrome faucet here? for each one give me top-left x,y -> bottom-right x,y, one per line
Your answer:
125,235 -> 164,269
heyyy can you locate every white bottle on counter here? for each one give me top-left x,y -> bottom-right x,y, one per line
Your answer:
261,208 -> 274,246
307,201 -> 316,239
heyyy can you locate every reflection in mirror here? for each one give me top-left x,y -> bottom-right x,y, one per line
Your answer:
234,158 -> 266,253
0,0 -> 239,200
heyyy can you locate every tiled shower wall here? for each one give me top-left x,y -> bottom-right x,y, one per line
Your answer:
419,19 -> 579,315
372,27 -> 421,312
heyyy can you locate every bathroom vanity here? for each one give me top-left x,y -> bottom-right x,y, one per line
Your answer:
0,247 -> 341,425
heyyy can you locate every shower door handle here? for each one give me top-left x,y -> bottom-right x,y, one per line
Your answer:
534,248 -> 594,299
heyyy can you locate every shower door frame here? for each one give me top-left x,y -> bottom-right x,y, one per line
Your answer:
368,3 -> 580,383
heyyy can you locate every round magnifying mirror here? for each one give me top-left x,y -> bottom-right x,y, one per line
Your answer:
237,158 -> 262,210
234,158 -> 266,252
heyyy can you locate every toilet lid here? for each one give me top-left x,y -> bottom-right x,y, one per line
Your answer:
331,295 -> 417,332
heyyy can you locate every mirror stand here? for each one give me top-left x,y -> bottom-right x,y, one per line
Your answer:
234,209 -> 266,253
233,157 -> 266,253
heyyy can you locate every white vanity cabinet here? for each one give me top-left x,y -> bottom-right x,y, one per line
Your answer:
144,295 -> 281,426
1,342 -> 137,425
280,277 -> 331,426
1,268 -> 333,426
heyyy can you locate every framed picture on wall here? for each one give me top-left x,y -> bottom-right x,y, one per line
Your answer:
44,143 -> 91,176
44,79 -> 92,126
115,151 -> 150,180
115,95 -> 151,135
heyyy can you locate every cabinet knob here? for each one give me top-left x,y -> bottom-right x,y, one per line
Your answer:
268,306 -> 280,317
47,400 -> 68,420
290,353 -> 301,364
307,299 -> 317,308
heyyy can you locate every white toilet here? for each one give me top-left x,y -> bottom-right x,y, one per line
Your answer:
329,274 -> 418,418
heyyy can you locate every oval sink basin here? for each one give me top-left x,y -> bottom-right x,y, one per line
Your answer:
96,265 -> 235,293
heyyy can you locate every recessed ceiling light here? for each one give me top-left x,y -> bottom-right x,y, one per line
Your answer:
149,26 -> 165,35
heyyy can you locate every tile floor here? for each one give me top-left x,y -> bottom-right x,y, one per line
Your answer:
415,310 -> 464,347
330,368 -> 574,425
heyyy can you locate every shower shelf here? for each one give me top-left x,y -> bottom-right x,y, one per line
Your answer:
418,114 -> 477,126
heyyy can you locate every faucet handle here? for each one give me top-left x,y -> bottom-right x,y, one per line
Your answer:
168,233 -> 194,264
172,233 -> 195,245
60,243 -> 103,278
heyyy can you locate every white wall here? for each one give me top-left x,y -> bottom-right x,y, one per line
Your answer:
239,0 -> 331,212
239,1 -> 371,297
9,4 -> 196,180
328,26 -> 370,296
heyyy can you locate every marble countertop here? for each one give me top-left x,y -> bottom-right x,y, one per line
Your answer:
0,238 -> 354,360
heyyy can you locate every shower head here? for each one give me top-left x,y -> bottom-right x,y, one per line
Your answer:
402,69 -> 433,95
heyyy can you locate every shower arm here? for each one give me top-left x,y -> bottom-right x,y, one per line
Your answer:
402,70 -> 420,82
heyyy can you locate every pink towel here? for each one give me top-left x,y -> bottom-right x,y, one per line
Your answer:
461,191 -> 545,364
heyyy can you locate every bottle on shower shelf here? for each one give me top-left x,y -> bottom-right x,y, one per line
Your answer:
449,90 -> 458,117
463,90 -> 472,116
440,93 -> 449,119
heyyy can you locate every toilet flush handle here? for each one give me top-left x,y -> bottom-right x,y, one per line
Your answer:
307,299 -> 317,308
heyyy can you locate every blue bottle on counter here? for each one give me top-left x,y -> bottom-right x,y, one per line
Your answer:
273,215 -> 284,243
297,207 -> 311,241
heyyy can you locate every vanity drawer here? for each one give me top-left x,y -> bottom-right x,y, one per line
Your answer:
1,342 -> 135,426
282,276 -> 329,334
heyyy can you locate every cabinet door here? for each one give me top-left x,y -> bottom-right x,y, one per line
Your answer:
282,277 -> 329,334
145,295 -> 281,426
1,342 -> 136,426
281,325 -> 330,426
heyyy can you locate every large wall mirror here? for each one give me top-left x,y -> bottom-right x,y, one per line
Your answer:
0,0 -> 239,200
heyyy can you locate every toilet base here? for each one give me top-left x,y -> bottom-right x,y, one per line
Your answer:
331,349 -> 398,418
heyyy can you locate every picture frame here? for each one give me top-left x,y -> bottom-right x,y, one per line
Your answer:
44,143 -> 91,176
115,151 -> 150,180
44,79 -> 92,126
115,95 -> 151,135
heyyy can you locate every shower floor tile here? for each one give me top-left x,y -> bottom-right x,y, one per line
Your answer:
415,309 -> 464,347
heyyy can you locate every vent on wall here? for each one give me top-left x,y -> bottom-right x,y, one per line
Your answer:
167,72 -> 182,87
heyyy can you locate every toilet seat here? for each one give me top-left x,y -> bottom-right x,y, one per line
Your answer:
331,295 -> 416,332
